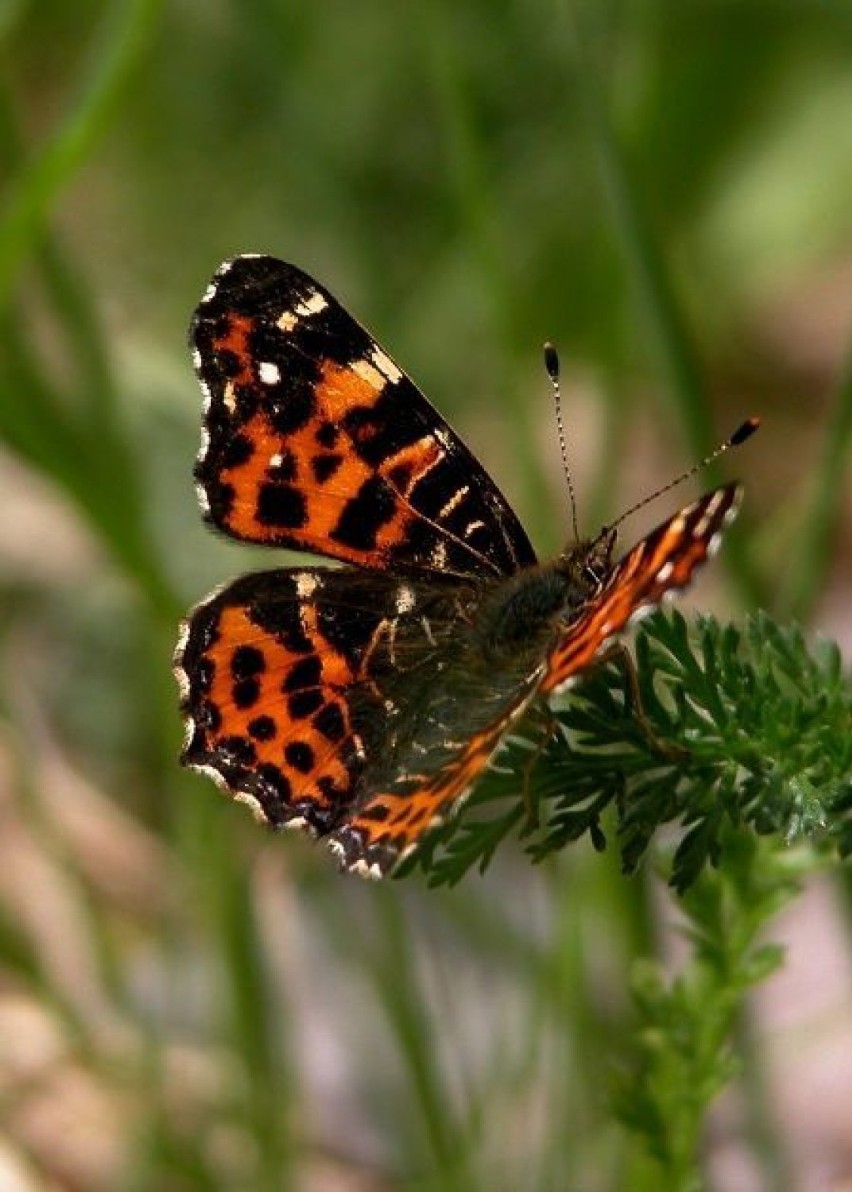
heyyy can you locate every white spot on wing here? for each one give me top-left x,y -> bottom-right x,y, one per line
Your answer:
295,290 -> 328,318
276,310 -> 297,332
351,357 -> 384,390
657,561 -> 674,583
258,361 -> 281,385
396,585 -> 416,613
693,510 -> 714,538
283,815 -> 310,834
231,791 -> 264,820
439,485 -> 469,519
431,541 -> 448,569
351,858 -> 383,881
296,573 -> 321,599
371,347 -> 402,384
173,622 -> 191,699
195,480 -> 210,515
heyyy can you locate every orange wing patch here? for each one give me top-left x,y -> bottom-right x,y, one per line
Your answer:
176,571 -> 370,835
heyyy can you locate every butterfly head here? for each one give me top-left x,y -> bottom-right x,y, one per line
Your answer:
556,525 -> 617,593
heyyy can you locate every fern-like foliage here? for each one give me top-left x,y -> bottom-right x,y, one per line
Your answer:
609,827 -> 797,1185
402,610 -> 852,889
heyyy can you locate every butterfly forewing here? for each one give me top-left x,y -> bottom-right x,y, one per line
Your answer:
541,484 -> 741,694
192,256 -> 536,580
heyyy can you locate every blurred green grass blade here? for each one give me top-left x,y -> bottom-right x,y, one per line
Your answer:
0,0 -> 27,42
37,236 -> 118,424
563,2 -> 767,608
1,311 -> 179,618
567,11 -> 713,451
0,311 -> 89,479
197,818 -> 297,1190
419,4 -> 556,522
785,335 -> 852,621
370,890 -> 471,1187
313,884 -> 472,1186
0,0 -> 164,309
0,70 -> 114,423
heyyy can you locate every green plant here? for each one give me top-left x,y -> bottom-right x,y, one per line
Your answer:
403,607 -> 850,1184
411,610 -> 850,889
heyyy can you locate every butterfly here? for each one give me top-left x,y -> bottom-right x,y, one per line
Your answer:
174,255 -> 752,878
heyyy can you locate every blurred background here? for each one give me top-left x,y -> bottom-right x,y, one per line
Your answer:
1,1 -> 851,1189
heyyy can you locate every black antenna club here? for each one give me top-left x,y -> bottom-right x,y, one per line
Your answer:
543,342 -> 580,544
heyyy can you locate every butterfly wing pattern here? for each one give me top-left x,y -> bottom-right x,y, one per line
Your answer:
175,255 -> 746,878
190,255 -> 536,578
541,485 -> 741,695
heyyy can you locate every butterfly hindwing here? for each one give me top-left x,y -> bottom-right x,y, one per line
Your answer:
175,565 -> 543,874
191,256 -> 536,580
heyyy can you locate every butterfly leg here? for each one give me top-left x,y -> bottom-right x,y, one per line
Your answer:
602,642 -> 688,761
518,700 -> 563,829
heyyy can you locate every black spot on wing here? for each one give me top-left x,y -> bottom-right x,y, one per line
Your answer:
232,678 -> 261,709
256,483 -> 308,529
220,433 -> 254,470
248,715 -> 276,741
330,475 -> 397,550
285,741 -> 315,773
315,421 -> 339,448
342,382 -> 426,467
284,655 -> 322,692
312,453 -> 343,483
231,645 -> 265,679
313,702 -> 346,743
288,689 -> 323,719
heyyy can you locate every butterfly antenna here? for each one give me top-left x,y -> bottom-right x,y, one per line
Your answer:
605,416 -> 761,533
544,342 -> 580,543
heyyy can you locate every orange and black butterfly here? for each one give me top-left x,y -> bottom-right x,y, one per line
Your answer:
174,256 -> 753,877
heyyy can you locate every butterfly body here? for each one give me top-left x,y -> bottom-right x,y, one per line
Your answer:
175,255 -> 743,877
